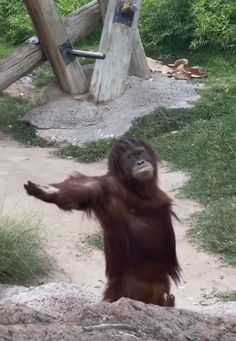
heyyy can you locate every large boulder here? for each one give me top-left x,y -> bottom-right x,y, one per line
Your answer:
0,283 -> 235,340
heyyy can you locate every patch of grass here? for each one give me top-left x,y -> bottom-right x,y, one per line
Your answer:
151,114 -> 235,201
86,232 -> 103,250
0,94 -> 45,146
149,81 -> 236,263
0,214 -> 53,284
55,49 -> 235,162
215,291 -> 236,302
132,84 -> 235,138
189,198 -> 236,264
33,63 -> 55,88
0,42 -> 13,58
55,138 -> 115,162
55,78 -> 235,162
202,290 -> 236,303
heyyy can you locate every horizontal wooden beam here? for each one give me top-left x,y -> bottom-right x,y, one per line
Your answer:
0,0 -> 101,92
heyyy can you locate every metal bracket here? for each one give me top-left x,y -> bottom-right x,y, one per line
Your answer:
27,36 -> 40,45
58,39 -> 105,65
58,40 -> 76,65
113,0 -> 137,27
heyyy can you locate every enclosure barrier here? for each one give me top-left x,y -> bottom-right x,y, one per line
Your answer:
0,0 -> 150,103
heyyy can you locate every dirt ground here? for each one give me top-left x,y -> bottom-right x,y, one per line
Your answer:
0,132 -> 235,310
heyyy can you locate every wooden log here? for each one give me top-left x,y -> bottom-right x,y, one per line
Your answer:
97,0 -> 150,79
97,0 -> 108,18
23,0 -> 88,95
0,1 -> 101,92
129,32 -> 150,78
89,0 -> 143,103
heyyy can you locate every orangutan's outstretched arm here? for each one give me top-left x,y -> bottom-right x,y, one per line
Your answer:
24,173 -> 104,211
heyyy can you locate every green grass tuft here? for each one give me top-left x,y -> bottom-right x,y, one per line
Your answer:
56,79 -> 235,163
202,290 -> 236,303
33,64 -> 55,88
0,214 -> 53,284
151,114 -> 235,201
0,43 -> 14,58
214,291 -> 236,302
85,232 -> 103,250
0,94 -> 45,146
55,139 -> 115,162
189,198 -> 236,264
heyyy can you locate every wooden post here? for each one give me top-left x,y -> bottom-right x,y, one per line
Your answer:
23,0 -> 88,95
97,0 -> 150,79
0,1 -> 101,93
129,30 -> 151,78
98,0 -> 108,18
89,0 -> 143,103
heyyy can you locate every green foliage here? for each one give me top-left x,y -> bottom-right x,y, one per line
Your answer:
202,290 -> 236,303
0,94 -> 45,146
55,139 -> 115,162
0,214 -> 53,284
0,0 -> 234,53
140,0 -> 194,55
140,0 -> 235,54
148,77 -> 236,263
213,291 -> 236,302
189,198 -> 236,264
191,0 -> 234,49
33,64 -> 55,88
0,1 -> 33,46
55,0 -> 91,18
0,43 -> 13,58
131,84 -> 234,139
153,113 -> 235,200
86,232 -> 104,250
0,0 -> 90,46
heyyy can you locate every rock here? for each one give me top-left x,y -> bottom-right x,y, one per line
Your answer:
22,74 -> 201,145
0,282 -> 99,318
0,283 -> 235,340
199,301 -> 236,318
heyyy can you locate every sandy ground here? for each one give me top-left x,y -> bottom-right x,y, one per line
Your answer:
0,132 -> 235,310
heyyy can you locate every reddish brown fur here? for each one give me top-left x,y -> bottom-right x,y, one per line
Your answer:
24,138 -> 181,307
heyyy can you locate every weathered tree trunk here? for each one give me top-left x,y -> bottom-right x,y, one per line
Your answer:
97,0 -> 150,79
129,31 -> 151,78
0,1 -> 101,92
89,0 -> 144,103
23,0 -> 88,95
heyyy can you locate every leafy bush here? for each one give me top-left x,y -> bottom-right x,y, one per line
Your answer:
140,0 -> 235,54
140,0 -> 194,54
0,94 -> 45,146
0,214 -> 53,284
0,1 -> 33,45
55,0 -> 91,18
191,0 -> 234,49
0,0 -> 90,46
0,0 -> 234,52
